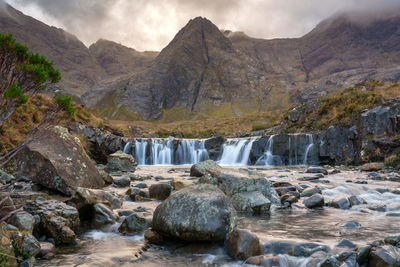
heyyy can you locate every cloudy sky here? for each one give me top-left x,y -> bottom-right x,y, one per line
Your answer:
5,0 -> 400,51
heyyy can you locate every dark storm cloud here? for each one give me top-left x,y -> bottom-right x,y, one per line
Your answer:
4,0 -> 400,51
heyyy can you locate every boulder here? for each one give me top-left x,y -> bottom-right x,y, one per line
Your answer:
227,228 -> 261,260
200,168 -> 280,206
149,183 -> 172,200
305,167 -> 328,175
361,162 -> 384,172
70,187 -> 122,211
106,151 -> 137,172
113,176 -> 131,187
118,213 -> 147,235
92,203 -> 118,228
330,196 -> 351,209
369,245 -> 400,267
38,242 -> 56,259
171,178 -> 192,190
25,198 -> 79,245
304,194 -> 324,209
152,184 -> 236,242
300,186 -> 322,197
231,191 -> 271,213
7,212 -> 35,234
190,160 -> 221,177
14,126 -> 104,195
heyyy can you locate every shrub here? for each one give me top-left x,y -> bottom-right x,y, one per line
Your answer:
384,152 -> 400,168
252,125 -> 268,131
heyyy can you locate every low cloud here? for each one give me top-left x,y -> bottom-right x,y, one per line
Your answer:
4,0 -> 400,51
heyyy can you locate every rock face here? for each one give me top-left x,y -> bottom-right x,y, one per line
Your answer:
106,151 -> 137,173
190,160 -> 221,177
200,168 -> 279,212
227,228 -> 261,260
15,126 -> 104,196
25,198 -> 79,245
152,184 -> 236,242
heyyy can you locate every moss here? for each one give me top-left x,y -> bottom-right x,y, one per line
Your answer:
384,152 -> 400,168
251,125 -> 268,131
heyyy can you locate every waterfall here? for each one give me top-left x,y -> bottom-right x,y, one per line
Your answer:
255,136 -> 283,166
134,138 -> 209,166
123,142 -> 131,154
219,139 -> 255,166
288,134 -> 299,165
303,134 -> 314,165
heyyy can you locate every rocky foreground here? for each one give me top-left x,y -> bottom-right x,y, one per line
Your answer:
1,126 -> 400,266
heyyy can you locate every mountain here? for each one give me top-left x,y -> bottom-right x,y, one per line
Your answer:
0,3 -> 157,98
85,13 -> 400,120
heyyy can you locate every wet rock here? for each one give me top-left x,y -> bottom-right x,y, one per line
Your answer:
149,183 -> 172,200
369,245 -> 400,267
319,256 -> 340,267
357,245 -> 372,266
99,169 -> 113,184
361,162 -> 384,172
368,204 -> 387,212
200,168 -> 280,206
367,172 -> 382,180
113,176 -> 131,187
118,213 -> 147,235
301,186 -> 322,197
231,191 -> 271,213
245,255 -> 280,266
14,126 -> 105,196
0,169 -> 15,184
190,160 -> 221,177
306,167 -> 328,175
134,183 -> 148,189
92,203 -> 118,228
341,220 -> 361,229
38,242 -> 56,259
304,194 -> 324,209
263,241 -> 297,255
144,229 -> 162,244
152,184 -> 236,242
298,175 -> 321,181
25,198 -> 79,245
204,137 -> 225,160
280,193 -> 299,206
384,235 -> 400,246
348,195 -> 363,206
70,187 -> 122,211
106,151 -> 137,173
336,239 -> 357,249
275,186 -> 297,196
227,228 -> 261,260
292,242 -> 330,257
171,178 -> 192,190
8,212 -> 35,234
22,233 -> 40,257
19,257 -> 35,267
330,196 -> 351,209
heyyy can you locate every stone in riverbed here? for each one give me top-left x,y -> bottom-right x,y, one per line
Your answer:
231,191 -> 271,213
330,196 -> 351,209
8,212 -> 35,234
14,126 -> 105,196
305,167 -> 328,175
118,213 -> 147,235
149,183 -> 172,200
369,245 -> 400,266
152,184 -> 236,242
92,203 -> 118,229
341,220 -> 361,229
106,151 -> 137,173
361,162 -> 384,172
304,194 -> 324,209
70,187 -> 122,210
190,160 -> 221,177
113,176 -> 131,187
227,228 -> 261,260
300,186 -> 321,197
144,229 -> 162,244
292,242 -> 330,257
171,178 -> 192,190
25,198 -> 79,245
245,255 -> 280,266
38,242 -> 56,259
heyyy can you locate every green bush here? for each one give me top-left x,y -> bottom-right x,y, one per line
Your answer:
252,125 -> 268,131
56,95 -> 75,116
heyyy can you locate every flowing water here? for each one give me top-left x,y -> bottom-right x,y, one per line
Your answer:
39,166 -> 400,267
219,139 -> 255,166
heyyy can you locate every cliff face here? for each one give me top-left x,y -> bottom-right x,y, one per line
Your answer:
85,13 -> 400,120
2,2 -> 400,120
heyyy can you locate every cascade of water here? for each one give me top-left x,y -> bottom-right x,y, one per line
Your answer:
123,142 -> 131,154
255,136 -> 282,166
303,134 -> 314,165
176,140 -> 209,164
219,139 -> 254,166
151,139 -> 173,165
135,139 -> 148,165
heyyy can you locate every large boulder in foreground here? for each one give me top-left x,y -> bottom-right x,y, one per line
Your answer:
200,168 -> 280,212
152,184 -> 236,242
15,126 -> 104,195
190,160 -> 221,177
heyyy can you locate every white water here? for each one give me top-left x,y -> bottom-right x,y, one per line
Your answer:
219,139 -> 255,166
255,136 -> 283,166
135,139 -> 148,165
303,134 -> 314,165
123,142 -> 131,154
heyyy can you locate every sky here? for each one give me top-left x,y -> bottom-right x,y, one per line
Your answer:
5,0 -> 400,51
